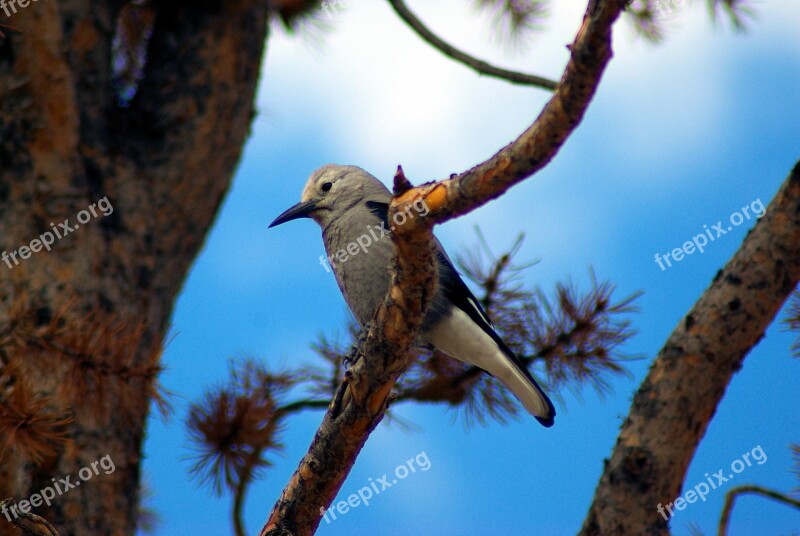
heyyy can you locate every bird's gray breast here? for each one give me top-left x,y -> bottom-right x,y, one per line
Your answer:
322,207 -> 396,326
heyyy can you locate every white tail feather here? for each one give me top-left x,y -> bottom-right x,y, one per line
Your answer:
423,308 -> 553,421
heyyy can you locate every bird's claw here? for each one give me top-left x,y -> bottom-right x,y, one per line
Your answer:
342,321 -> 373,369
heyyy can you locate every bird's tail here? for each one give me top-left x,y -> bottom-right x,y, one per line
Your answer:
424,307 -> 556,426
491,354 -> 555,427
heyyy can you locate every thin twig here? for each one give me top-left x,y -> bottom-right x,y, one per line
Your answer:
231,398 -> 331,536
386,0 -> 558,91
232,448 -> 262,536
717,485 -> 800,536
275,399 -> 330,416
0,23 -> 22,39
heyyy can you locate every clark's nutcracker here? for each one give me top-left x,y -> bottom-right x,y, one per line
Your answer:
269,165 -> 555,427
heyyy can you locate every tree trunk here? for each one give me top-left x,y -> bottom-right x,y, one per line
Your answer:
0,1 -> 270,533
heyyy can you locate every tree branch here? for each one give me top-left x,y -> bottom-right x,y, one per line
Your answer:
580,161 -> 800,535
717,485 -> 800,536
231,398 -> 329,536
396,0 -> 628,224
0,498 -> 60,536
260,0 -> 629,532
0,23 -> 21,38
387,0 -> 558,90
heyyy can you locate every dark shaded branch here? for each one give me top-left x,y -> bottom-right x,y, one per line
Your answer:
580,161 -> 800,535
718,485 -> 800,536
386,0 -> 558,90
0,23 -> 22,38
275,400 -> 330,416
246,237 -> 635,532
0,498 -> 60,536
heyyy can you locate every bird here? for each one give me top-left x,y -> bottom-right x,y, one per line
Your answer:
269,164 -> 555,427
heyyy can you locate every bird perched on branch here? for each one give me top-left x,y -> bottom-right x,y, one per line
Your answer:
269,164 -> 555,427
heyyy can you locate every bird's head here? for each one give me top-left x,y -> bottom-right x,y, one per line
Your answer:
269,164 -> 389,229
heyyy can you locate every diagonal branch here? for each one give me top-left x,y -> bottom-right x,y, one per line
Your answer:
260,0 -> 630,533
580,161 -> 800,535
387,0 -> 558,90
395,0 -> 628,224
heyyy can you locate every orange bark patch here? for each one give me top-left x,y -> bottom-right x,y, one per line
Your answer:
368,383 -> 393,415
423,183 -> 448,211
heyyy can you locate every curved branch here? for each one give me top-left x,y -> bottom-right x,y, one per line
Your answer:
718,485 -> 800,536
580,162 -> 800,535
397,0 -> 626,224
387,0 -> 558,91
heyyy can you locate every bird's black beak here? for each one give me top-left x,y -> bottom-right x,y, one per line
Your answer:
269,200 -> 318,228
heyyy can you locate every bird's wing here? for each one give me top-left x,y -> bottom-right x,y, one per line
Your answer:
365,201 -> 511,349
434,249 -> 556,426
364,200 -> 555,426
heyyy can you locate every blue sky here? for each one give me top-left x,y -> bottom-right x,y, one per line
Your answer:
141,1 -> 800,534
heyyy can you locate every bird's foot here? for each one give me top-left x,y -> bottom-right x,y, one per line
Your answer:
343,321 -> 373,369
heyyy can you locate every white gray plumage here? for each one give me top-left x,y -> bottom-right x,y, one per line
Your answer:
269,164 -> 555,427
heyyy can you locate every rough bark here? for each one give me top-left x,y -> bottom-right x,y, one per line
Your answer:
579,162 -> 800,535
0,0 -> 271,533
261,0 -> 631,533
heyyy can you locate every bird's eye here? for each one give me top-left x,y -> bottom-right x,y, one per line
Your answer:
321,182 -> 333,192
